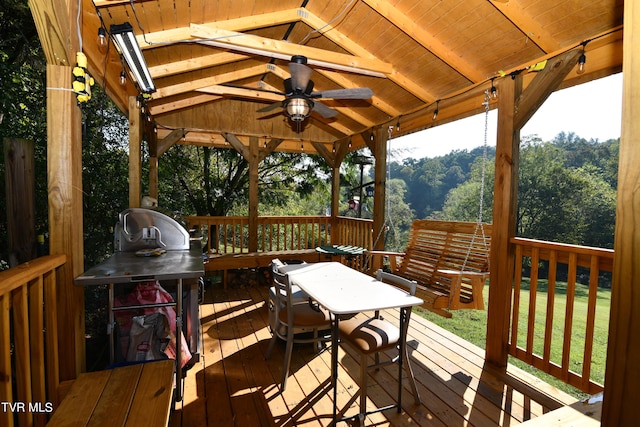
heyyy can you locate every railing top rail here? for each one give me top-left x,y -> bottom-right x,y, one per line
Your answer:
511,237 -> 614,257
185,215 -> 330,220
0,254 -> 66,296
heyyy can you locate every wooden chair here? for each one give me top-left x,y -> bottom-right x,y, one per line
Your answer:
265,262 -> 331,390
338,270 -> 421,418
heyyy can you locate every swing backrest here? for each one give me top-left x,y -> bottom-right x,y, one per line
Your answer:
397,220 -> 492,313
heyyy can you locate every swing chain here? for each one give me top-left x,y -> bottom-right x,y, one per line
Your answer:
450,90 -> 492,310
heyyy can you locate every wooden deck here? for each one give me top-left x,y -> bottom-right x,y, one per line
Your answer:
170,281 -> 583,426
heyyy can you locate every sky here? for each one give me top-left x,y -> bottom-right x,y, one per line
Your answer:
389,73 -> 623,161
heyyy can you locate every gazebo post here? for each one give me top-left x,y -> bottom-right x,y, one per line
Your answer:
248,136 -> 259,252
371,126 -> 388,252
128,96 -> 142,208
28,0 -> 87,381
602,0 -> 640,423
485,74 -> 522,368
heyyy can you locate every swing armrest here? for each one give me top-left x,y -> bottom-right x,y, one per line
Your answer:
436,269 -> 489,310
368,251 -> 406,273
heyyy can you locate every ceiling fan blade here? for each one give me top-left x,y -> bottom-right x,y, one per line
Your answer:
289,62 -> 313,92
312,102 -> 338,119
257,101 -> 283,113
314,87 -> 373,99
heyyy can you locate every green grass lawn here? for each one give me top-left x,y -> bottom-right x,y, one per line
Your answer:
415,279 -> 610,399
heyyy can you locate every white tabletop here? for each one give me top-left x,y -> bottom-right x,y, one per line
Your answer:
279,262 -> 423,315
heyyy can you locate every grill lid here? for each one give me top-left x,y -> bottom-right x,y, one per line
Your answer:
114,208 -> 190,252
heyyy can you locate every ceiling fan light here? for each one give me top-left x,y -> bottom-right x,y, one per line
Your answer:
284,97 -> 313,122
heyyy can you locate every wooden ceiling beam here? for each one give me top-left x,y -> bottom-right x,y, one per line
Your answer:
317,69 -> 400,117
361,0 -> 485,82
190,24 -> 394,77
136,8 -> 303,49
311,141 -> 337,168
258,138 -> 284,162
156,128 -> 184,157
149,94 -> 221,116
223,133 -> 249,159
489,0 -> 561,53
149,51 -> 251,79
514,49 -> 582,129
154,64 -> 267,98
196,85 -> 283,103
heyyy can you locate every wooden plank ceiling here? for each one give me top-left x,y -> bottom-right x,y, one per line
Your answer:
83,0 -> 623,157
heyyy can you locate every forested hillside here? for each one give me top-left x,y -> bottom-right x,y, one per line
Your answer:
381,132 -> 618,251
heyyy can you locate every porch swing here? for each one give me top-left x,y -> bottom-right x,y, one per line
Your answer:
369,91 -> 493,318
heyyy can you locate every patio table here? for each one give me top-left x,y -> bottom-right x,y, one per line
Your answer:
279,262 -> 423,424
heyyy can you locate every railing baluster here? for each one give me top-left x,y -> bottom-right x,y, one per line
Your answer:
542,250 -> 557,370
526,247 -> 540,363
511,244 -> 523,355
582,255 -> 599,392
561,253 -> 578,382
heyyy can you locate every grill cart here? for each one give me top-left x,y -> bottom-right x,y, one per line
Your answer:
75,208 -> 204,401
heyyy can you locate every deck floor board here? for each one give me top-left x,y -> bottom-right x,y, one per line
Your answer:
171,282 -> 581,426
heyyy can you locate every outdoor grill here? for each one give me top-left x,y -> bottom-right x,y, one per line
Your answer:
75,208 -> 204,401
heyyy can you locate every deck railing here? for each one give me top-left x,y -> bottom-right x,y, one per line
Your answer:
509,237 -> 612,394
185,215 -> 373,254
0,254 -> 66,427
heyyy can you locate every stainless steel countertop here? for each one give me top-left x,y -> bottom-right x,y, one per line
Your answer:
74,243 -> 204,286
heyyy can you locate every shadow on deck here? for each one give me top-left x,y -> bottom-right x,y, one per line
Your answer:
170,281 -> 579,427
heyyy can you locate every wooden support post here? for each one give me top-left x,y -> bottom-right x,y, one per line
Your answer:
331,165 -> 341,219
485,75 -> 522,368
46,64 -> 85,379
248,136 -> 259,252
149,156 -> 158,201
3,138 -> 36,264
147,123 -> 158,202
372,127 -> 388,251
485,50 -> 583,368
128,96 -> 142,208
602,1 -> 640,424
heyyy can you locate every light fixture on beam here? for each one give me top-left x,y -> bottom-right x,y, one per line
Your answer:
283,96 -> 313,122
110,22 -> 156,93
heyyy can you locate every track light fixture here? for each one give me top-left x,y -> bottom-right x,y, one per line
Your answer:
110,22 -> 156,93
433,100 -> 440,120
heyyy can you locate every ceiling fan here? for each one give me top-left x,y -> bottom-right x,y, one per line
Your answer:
257,55 -> 373,123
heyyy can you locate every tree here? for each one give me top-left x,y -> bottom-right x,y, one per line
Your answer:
158,145 -> 332,216
0,0 -> 48,266
81,87 -> 131,266
440,156 -> 494,222
382,178 -> 415,251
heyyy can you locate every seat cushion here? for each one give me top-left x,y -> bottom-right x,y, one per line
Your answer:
339,317 -> 400,354
279,301 -> 330,327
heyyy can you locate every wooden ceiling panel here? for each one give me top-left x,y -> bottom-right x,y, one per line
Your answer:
85,0 -> 624,156
525,0 -> 623,43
